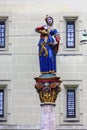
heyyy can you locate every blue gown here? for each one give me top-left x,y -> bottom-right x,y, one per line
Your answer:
38,34 -> 56,74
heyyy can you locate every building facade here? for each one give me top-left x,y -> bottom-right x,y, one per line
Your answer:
0,0 -> 87,129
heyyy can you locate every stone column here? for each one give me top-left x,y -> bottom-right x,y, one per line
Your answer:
34,76 -> 62,130
40,103 -> 56,130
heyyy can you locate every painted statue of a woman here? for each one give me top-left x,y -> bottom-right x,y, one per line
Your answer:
35,15 -> 60,75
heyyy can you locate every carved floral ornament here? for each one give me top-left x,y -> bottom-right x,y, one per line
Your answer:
35,77 -> 62,103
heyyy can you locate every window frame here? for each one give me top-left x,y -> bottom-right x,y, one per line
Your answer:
64,85 -> 79,122
63,16 -> 79,52
59,13 -> 83,54
59,80 -> 83,125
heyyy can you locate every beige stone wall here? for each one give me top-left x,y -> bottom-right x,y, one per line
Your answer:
0,0 -> 87,129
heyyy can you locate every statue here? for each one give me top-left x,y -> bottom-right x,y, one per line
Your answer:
34,16 -> 62,130
35,15 -> 60,75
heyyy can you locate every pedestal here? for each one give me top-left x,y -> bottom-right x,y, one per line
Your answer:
34,76 -> 62,130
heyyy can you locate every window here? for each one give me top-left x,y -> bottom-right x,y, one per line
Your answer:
67,89 -> 76,118
64,86 -> 78,122
0,85 -> 7,121
0,17 -> 8,51
66,21 -> 75,48
0,89 -> 4,117
0,21 -> 5,48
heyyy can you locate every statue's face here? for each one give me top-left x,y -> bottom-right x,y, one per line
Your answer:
46,17 -> 53,26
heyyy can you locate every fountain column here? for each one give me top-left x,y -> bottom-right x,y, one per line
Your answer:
34,76 -> 62,130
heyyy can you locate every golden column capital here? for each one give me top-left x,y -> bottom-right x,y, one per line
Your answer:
34,76 -> 62,103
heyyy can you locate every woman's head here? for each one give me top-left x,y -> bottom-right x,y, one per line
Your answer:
45,15 -> 53,26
